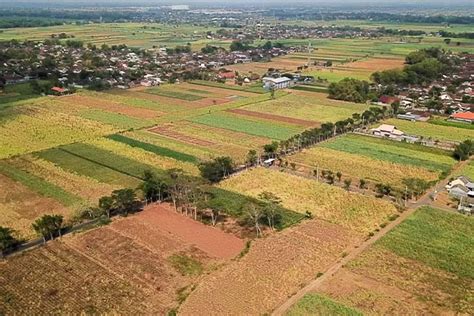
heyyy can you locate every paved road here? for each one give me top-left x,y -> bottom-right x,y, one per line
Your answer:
272,158 -> 471,316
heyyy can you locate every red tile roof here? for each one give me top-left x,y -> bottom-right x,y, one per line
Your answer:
452,111 -> 474,121
51,87 -> 66,93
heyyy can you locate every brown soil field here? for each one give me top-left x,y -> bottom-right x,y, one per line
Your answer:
0,203 -> 243,314
193,97 -> 231,107
149,124 -> 216,147
227,108 -> 320,127
317,247 -> 470,315
0,174 -> 67,238
0,242 -> 163,314
184,83 -> 258,98
340,57 -> 405,72
130,204 -> 245,259
58,94 -> 163,119
180,218 -> 361,315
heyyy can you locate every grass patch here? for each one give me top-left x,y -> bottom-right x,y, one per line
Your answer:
145,88 -> 205,101
291,85 -> 329,93
190,80 -> 266,94
106,134 -> 199,164
377,206 -> 474,279
36,148 -> 140,187
79,109 -> 151,129
429,118 -> 474,130
0,161 -> 82,206
190,112 -> 301,140
287,293 -> 363,316
320,134 -> 455,174
168,254 -> 203,276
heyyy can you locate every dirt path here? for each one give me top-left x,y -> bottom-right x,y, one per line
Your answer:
272,157 -> 471,316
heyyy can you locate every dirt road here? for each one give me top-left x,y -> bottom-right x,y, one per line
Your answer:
272,158 -> 471,315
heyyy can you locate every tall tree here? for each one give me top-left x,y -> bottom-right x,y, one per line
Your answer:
0,226 -> 18,257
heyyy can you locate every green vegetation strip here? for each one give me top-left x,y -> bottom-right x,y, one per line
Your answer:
291,85 -> 329,93
168,254 -> 203,276
190,112 -> 301,140
79,109 -> 151,129
377,207 -> 474,279
0,161 -> 82,206
59,143 -> 166,180
190,80 -> 266,94
287,293 -> 363,316
320,134 -> 455,173
107,134 -> 199,164
428,118 -> 474,130
145,88 -> 205,101
36,148 -> 140,187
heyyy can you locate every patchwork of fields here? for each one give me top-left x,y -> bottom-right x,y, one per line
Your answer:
180,168 -> 399,314
289,134 -> 457,189
303,207 -> 474,315
0,205 -> 244,314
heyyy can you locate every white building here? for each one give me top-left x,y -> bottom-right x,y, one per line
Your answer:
262,77 -> 293,90
370,124 -> 405,139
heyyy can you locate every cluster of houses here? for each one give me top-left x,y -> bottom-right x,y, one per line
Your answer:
375,54 -> 474,123
446,176 -> 474,214
0,40 -> 293,91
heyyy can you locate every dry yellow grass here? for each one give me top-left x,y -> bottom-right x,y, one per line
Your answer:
289,147 -> 438,188
219,168 -> 397,235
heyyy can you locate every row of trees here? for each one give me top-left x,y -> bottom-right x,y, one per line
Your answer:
372,48 -> 459,86
454,140 -> 474,161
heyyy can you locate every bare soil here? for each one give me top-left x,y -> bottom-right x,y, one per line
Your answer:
228,108 -> 320,127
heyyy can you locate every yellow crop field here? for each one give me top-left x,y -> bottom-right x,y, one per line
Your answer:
0,104 -> 118,158
87,138 -> 200,176
219,168 -> 397,235
290,147 -> 438,188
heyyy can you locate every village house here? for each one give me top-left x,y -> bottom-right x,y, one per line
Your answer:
449,111 -> 474,124
370,124 -> 405,139
262,76 -> 293,90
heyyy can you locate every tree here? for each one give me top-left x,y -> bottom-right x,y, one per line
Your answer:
336,171 -> 342,182
32,214 -> 64,243
111,188 -> 137,216
375,183 -> 392,198
98,196 -> 114,218
199,156 -> 235,183
328,78 -> 370,103
344,179 -> 352,191
140,170 -> 168,203
402,178 -> 431,200
0,226 -> 18,257
246,149 -> 258,167
263,141 -> 279,158
453,140 -> 474,161
258,191 -> 282,230
245,203 -> 264,237
359,179 -> 367,190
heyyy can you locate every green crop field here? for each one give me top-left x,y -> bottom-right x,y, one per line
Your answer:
314,207 -> 474,315
36,148 -> 141,187
287,294 -> 363,316
241,92 -> 369,123
78,109 -> 153,129
320,134 -> 455,174
190,80 -> 266,94
374,207 -> 474,279
107,134 -> 199,164
145,88 -> 205,101
381,119 -> 474,143
190,112 -> 303,140
0,161 -> 82,207
428,118 -> 474,130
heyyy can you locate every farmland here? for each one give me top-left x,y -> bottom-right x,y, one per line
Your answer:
240,91 -> 370,123
380,118 -> 474,143
288,134 -> 456,188
0,205 -> 244,314
219,168 -> 398,236
309,207 -> 474,315
181,168 -> 398,315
